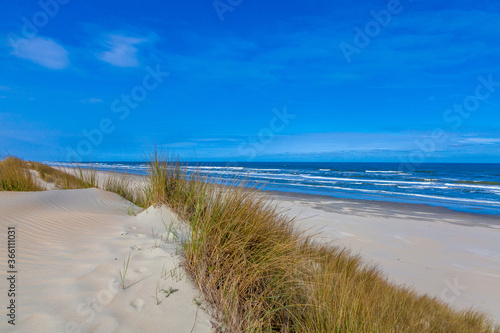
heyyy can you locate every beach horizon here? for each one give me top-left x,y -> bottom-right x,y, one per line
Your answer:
47,161 -> 500,216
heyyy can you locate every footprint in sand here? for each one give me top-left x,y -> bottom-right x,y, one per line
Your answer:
130,298 -> 145,311
130,226 -> 137,230
135,266 -> 148,273
135,234 -> 146,238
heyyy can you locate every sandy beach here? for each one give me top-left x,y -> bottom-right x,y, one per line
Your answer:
274,192 -> 500,323
1,169 -> 499,331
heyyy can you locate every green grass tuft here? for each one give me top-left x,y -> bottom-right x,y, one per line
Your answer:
119,253 -> 131,290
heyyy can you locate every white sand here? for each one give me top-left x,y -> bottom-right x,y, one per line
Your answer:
275,192 -> 500,323
0,188 -> 212,333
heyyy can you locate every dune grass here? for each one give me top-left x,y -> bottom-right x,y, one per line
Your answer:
29,161 -> 94,189
119,252 -> 131,290
145,151 -> 499,332
30,160 -> 147,207
3,154 -> 499,331
103,172 -> 147,208
0,156 -> 44,191
0,157 -> 146,207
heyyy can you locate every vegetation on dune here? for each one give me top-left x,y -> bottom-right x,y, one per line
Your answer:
0,157 -> 146,207
103,172 -> 147,208
0,157 -> 98,191
2,154 -> 499,332
30,161 -> 94,189
145,151 -> 499,333
0,156 -> 44,191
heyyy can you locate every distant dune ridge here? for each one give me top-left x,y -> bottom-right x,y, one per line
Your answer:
0,156 -> 499,332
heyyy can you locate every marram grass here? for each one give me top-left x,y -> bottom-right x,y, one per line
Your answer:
30,161 -> 93,189
2,155 -> 499,332
0,157 -> 44,191
145,151 -> 499,333
0,157 -> 146,207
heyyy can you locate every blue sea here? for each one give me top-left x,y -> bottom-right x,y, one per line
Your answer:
50,162 -> 500,215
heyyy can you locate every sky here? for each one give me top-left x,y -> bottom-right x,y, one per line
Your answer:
1,0 -> 500,162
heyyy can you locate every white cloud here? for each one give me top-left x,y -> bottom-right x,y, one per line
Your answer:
98,35 -> 146,67
459,138 -> 500,144
81,98 -> 102,104
163,142 -> 197,148
11,36 -> 69,69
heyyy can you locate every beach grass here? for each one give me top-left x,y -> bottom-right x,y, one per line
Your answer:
145,151 -> 499,333
119,252 -> 131,290
34,160 -> 146,207
0,156 -> 44,191
1,156 -> 147,207
29,161 -> 93,189
3,155 -> 499,332
103,171 -> 147,207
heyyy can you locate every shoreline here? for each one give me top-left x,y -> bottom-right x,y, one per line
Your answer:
269,190 -> 500,228
63,166 -> 500,221
266,186 -> 500,216
48,161 -> 500,216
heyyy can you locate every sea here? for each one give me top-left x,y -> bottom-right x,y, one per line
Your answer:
49,162 -> 500,215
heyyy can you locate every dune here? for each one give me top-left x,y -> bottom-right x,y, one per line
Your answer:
0,188 -> 212,332
2,165 -> 498,331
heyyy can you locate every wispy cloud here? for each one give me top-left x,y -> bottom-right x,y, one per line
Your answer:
161,142 -> 198,148
154,131 -> 500,161
81,97 -> 103,104
457,138 -> 500,145
97,34 -> 147,67
10,36 -> 70,69
196,138 -> 239,142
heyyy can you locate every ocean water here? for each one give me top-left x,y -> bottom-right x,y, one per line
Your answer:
50,162 -> 500,215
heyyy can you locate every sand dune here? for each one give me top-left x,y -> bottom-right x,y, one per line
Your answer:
1,169 -> 499,331
0,188 -> 212,332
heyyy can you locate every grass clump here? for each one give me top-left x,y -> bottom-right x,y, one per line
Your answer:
0,157 -> 43,191
119,253 -> 131,290
145,151 -> 499,333
103,172 -> 146,207
30,161 -> 92,189
1,156 -> 146,209
152,279 -> 178,305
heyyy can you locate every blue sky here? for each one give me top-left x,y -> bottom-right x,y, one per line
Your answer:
1,0 -> 500,162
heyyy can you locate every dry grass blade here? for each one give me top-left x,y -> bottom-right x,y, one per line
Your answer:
0,157 -> 44,191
